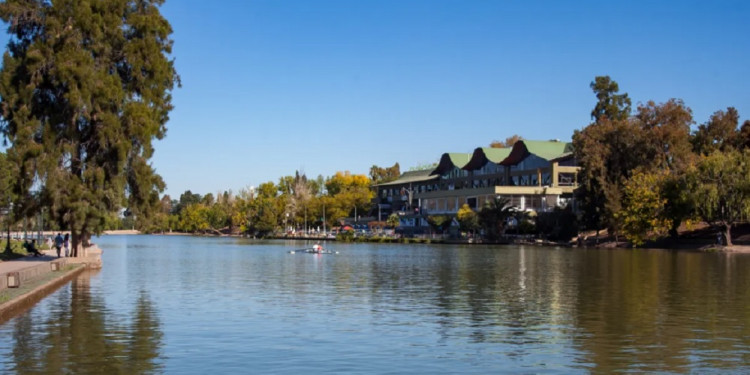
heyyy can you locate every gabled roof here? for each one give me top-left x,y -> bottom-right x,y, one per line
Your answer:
501,140 -> 574,166
430,152 -> 473,175
374,169 -> 438,187
463,147 -> 512,170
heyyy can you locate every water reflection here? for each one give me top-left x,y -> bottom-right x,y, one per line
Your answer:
2,271 -> 163,374
0,236 -> 749,374
572,250 -> 750,373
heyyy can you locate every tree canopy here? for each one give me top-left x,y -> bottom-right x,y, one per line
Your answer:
0,0 -> 179,255
490,134 -> 522,148
369,163 -> 400,184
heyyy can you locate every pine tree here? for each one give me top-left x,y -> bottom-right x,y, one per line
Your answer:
0,0 -> 179,256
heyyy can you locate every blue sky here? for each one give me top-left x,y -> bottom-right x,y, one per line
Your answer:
4,1 -> 750,197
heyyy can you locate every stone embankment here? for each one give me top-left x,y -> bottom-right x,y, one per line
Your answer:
0,245 -> 102,322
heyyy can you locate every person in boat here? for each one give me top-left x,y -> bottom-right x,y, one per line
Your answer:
312,242 -> 323,253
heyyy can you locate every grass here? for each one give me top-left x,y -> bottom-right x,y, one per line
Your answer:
0,240 -> 30,261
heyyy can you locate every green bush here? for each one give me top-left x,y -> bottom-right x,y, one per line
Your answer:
336,231 -> 355,242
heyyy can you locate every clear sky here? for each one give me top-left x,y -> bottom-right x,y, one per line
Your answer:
3,1 -> 750,198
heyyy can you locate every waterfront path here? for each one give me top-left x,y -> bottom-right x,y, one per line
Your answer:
0,249 -> 91,322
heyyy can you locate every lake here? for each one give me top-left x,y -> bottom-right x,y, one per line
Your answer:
1,235 -> 749,374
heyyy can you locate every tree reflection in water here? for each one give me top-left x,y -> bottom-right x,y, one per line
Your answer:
8,271 -> 163,375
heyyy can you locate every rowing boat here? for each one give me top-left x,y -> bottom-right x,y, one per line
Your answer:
289,247 -> 339,254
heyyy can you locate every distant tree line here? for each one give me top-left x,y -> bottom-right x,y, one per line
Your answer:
129,171 -> 374,238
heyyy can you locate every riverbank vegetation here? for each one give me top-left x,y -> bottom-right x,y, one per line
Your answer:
574,76 -> 750,247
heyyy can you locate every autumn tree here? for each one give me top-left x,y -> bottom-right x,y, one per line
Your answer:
634,99 -> 694,171
574,76 -> 696,239
574,76 -> 636,235
456,203 -> 479,235
490,135 -> 522,148
0,0 -> 179,255
616,170 -> 671,246
324,171 -> 373,222
692,107 -> 744,155
369,163 -> 401,184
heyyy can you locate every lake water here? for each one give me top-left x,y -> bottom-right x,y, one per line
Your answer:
1,235 -> 749,374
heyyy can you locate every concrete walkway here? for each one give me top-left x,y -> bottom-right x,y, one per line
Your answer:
0,249 -> 70,289
0,247 -> 64,271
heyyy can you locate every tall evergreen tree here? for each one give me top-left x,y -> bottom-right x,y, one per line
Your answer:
590,75 -> 631,122
0,0 -> 179,255
574,76 -> 636,235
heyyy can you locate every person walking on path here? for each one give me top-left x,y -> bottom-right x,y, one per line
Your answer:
54,233 -> 63,258
63,233 -> 70,257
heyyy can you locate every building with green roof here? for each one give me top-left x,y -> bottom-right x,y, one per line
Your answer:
370,139 -> 580,235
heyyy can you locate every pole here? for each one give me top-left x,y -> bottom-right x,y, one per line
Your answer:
5,214 -> 10,253
323,201 -> 326,235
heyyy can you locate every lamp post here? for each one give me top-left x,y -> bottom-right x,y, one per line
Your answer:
4,200 -> 12,254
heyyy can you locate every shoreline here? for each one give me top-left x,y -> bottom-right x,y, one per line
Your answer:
137,231 -> 750,253
0,264 -> 86,324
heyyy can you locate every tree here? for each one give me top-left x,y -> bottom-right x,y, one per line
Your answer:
179,204 -> 209,233
426,215 -> 451,234
574,76 -> 636,236
490,135 -> 522,148
478,197 -> 514,241
369,163 -> 400,184
325,171 -> 370,196
573,117 -> 648,235
634,99 -> 694,171
616,170 -> 671,246
740,120 -> 750,150
692,107 -> 742,155
248,196 -> 279,237
0,0 -> 179,256
386,213 -> 400,229
691,150 -> 750,246
590,75 -> 631,122
173,190 -> 201,215
456,203 -> 479,235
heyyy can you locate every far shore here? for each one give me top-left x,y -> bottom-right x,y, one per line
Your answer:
106,230 -> 750,253
102,230 -> 141,235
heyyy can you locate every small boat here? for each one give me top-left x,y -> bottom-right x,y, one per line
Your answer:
289,244 -> 339,254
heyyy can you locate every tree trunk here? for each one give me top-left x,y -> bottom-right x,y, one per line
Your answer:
669,221 -> 679,240
71,231 -> 81,257
724,224 -> 733,247
71,229 -> 90,257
